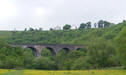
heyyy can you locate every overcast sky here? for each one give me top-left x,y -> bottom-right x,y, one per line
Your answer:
0,0 -> 126,30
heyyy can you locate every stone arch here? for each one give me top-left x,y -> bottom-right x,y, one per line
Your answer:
42,47 -> 56,56
27,47 -> 38,57
60,47 -> 70,53
76,48 -> 87,53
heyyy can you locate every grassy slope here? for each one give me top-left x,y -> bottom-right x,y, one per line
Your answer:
0,31 -> 12,39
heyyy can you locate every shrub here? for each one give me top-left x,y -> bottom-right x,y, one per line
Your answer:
32,56 -> 56,70
72,56 -> 92,70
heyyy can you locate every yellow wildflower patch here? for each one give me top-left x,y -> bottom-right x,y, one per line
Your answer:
0,69 -> 126,75
0,69 -> 14,74
24,70 -> 126,75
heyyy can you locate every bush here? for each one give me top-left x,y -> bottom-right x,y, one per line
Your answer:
23,48 -> 34,68
72,56 -> 92,70
87,38 -> 117,68
55,50 -> 86,70
32,56 -> 56,70
0,56 -> 24,69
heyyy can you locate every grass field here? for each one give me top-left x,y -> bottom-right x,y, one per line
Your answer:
0,69 -> 126,75
0,31 -> 12,39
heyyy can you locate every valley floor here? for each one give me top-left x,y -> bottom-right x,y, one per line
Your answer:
0,69 -> 126,75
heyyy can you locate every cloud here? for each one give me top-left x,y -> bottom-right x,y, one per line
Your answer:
0,0 -> 126,30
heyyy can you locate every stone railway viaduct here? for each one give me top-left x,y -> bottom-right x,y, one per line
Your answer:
12,44 -> 85,57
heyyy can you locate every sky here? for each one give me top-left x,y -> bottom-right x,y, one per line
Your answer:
0,0 -> 126,30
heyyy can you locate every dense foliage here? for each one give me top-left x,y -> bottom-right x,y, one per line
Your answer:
0,40 -> 33,69
115,27 -> 126,69
0,21 -> 126,70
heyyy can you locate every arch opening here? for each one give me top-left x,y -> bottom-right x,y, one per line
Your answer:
27,47 -> 38,57
76,48 -> 87,53
41,47 -> 56,56
60,48 -> 70,53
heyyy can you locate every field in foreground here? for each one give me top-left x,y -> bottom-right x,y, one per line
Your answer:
0,69 -> 126,75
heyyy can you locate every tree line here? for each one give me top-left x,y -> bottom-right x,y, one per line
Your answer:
22,20 -> 115,31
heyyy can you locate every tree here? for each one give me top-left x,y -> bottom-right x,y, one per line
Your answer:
41,48 -> 53,60
104,21 -> 111,27
79,23 -> 87,29
32,56 -> 56,70
87,38 -> 117,68
72,56 -> 92,70
63,50 -> 86,70
115,27 -> 126,69
23,48 -> 34,68
1,56 -> 24,69
29,28 -> 34,31
98,20 -> 104,28
63,24 -> 71,30
0,46 -> 25,69
24,28 -> 27,31
86,22 -> 91,28
50,28 -> 53,31
123,20 -> 126,23
55,50 -> 68,70
39,28 -> 43,31
55,49 -> 86,70
94,23 -> 97,28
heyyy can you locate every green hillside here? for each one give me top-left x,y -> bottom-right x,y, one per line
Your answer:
0,22 -> 125,70
0,31 -> 12,39
6,22 -> 126,45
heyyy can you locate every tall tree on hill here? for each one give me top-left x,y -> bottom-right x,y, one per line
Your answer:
98,20 -> 104,28
104,21 -> 111,27
50,28 -> 53,31
79,23 -> 87,29
94,23 -> 97,28
29,28 -> 34,31
24,28 -> 27,31
63,24 -> 71,30
86,22 -> 91,28
39,28 -> 43,31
